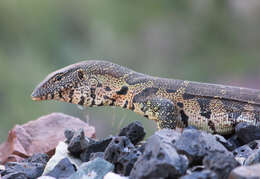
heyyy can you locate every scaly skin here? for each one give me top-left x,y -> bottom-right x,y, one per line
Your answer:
31,60 -> 260,135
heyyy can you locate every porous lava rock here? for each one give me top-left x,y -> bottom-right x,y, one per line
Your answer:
203,152 -> 239,179
174,129 -> 231,165
2,153 -> 48,179
130,130 -> 189,179
118,121 -> 146,145
104,136 -> 140,176
235,122 -> 260,145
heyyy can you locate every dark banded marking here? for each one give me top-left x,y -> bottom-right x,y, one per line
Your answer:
78,96 -> 85,105
110,99 -> 116,106
116,86 -> 128,95
208,120 -> 216,133
58,92 -> 66,101
180,110 -> 189,127
182,93 -> 196,100
69,90 -> 74,103
50,93 -> 54,99
201,111 -> 212,119
59,92 -> 63,98
177,102 -> 184,108
105,86 -> 111,91
166,89 -> 177,93
123,100 -> 128,108
90,88 -> 96,99
131,104 -> 135,111
104,95 -> 116,106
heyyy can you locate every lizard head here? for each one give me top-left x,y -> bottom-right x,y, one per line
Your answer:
31,61 -> 91,104
31,60 -> 131,107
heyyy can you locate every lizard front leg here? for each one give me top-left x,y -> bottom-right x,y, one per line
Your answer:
140,97 -> 177,130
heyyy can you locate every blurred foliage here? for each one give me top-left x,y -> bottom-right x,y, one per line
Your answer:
0,0 -> 260,142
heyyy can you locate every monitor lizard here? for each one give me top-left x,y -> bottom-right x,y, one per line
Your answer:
31,60 -> 260,135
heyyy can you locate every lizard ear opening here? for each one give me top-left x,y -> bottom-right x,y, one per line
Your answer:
77,69 -> 85,80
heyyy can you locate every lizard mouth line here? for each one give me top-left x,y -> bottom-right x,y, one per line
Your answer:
31,96 -> 42,101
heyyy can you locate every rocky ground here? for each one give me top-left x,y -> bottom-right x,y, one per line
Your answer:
1,113 -> 260,179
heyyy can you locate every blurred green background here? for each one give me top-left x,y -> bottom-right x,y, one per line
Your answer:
0,0 -> 260,142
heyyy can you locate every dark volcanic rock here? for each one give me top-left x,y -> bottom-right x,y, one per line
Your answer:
214,134 -> 235,151
130,132 -> 188,179
24,153 -> 49,165
2,153 -> 48,179
227,134 -> 241,151
229,164 -> 260,179
203,152 -> 239,179
154,129 -> 181,145
2,172 -> 28,179
180,170 -> 217,179
104,136 -> 140,176
235,122 -> 260,144
67,129 -> 86,155
67,127 -> 113,162
89,152 -> 104,161
3,162 -> 45,179
46,158 -> 76,178
174,129 -> 230,165
118,121 -> 146,145
80,136 -> 113,162
64,129 -> 75,144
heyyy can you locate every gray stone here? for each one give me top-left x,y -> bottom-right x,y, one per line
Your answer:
130,132 -> 189,179
215,134 -> 235,151
104,136 -> 140,176
24,153 -> 49,165
227,135 -> 241,151
46,158 -> 76,178
3,162 -> 45,179
2,172 -> 28,179
155,128 -> 181,145
229,164 -> 260,179
233,144 -> 253,165
64,129 -> 75,144
174,129 -> 230,164
2,153 -> 48,179
43,142 -> 82,175
244,149 -> 260,166
68,157 -> 114,179
203,152 -> 239,179
118,121 -> 146,145
67,129 -> 86,155
180,170 -> 217,179
80,136 -> 113,162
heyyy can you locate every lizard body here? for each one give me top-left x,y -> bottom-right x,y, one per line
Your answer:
31,60 -> 260,134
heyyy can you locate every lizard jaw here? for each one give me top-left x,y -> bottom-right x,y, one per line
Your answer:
31,88 -> 45,101
31,96 -> 42,101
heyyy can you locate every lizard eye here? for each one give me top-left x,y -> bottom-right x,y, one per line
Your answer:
55,75 -> 62,81
77,70 -> 85,80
